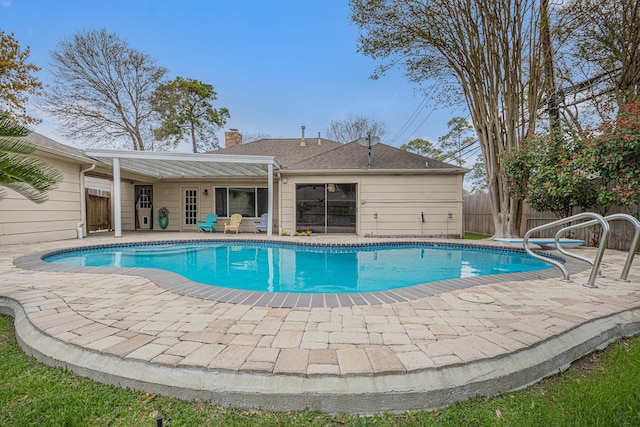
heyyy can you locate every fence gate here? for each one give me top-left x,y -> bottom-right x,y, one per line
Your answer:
86,188 -> 111,232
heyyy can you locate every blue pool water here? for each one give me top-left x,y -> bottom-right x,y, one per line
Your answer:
44,242 -> 553,294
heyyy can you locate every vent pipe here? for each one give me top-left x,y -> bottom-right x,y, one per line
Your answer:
318,132 -> 321,145
300,125 -> 306,146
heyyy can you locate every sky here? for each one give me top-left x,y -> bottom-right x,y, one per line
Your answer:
0,0 -> 469,154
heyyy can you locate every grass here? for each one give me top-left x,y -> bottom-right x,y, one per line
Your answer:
464,232 -> 491,240
1,314 -> 639,426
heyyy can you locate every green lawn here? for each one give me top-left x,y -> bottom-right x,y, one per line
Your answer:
1,314 -> 639,426
464,232 -> 491,240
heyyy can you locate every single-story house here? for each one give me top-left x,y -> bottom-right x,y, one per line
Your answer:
0,129 -> 467,245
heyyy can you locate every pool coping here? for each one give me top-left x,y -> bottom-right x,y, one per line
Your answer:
15,239 -> 589,308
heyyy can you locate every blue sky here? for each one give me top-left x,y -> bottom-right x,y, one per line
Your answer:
1,0 -> 467,152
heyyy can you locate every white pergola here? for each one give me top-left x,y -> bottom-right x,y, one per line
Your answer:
85,149 -> 281,237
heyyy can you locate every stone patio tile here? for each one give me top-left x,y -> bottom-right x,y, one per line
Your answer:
179,344 -> 226,367
208,345 -> 254,370
180,331 -> 225,344
227,322 -> 257,335
44,317 -> 94,336
367,323 -> 406,333
307,364 -> 341,376
439,338 -> 487,362
509,321 -> 555,339
240,361 -> 275,373
329,331 -> 370,345
395,350 -> 436,371
404,324 -> 436,340
106,334 -> 156,357
127,343 -> 169,361
505,330 -> 541,346
280,321 -> 307,331
69,326 -> 120,346
86,335 -> 128,351
286,311 -> 310,322
382,332 -> 412,345
336,348 -> 372,375
429,324 -> 459,336
273,348 -> 310,375
272,330 -> 303,348
253,319 -> 283,335
177,322 -> 210,332
229,334 -> 262,347
309,349 -> 338,365
478,331 -> 526,352
165,340 -> 203,357
152,354 -> 184,365
248,347 -> 280,363
240,308 -> 270,322
432,354 -> 464,366
366,347 -> 405,375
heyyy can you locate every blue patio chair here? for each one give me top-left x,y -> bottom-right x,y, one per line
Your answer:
254,213 -> 269,233
197,214 -> 217,232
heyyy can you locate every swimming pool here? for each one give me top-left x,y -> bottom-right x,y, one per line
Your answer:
44,241 -> 554,294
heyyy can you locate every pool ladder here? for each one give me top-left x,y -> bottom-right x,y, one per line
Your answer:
523,212 -> 640,288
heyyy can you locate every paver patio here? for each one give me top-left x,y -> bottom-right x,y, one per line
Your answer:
1,232 -> 639,414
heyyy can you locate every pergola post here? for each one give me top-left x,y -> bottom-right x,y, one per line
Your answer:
113,157 -> 122,237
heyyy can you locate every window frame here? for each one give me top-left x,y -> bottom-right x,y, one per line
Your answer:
213,186 -> 268,218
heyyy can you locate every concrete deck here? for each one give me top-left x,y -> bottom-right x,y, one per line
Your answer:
1,232 -> 639,414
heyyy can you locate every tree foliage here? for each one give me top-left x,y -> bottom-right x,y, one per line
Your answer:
502,102 -> 640,217
151,77 -> 230,153
560,0 -> 640,107
438,117 -> 475,167
400,138 -> 444,159
325,114 -> 386,143
0,31 -> 42,126
42,29 -> 167,151
351,0 -> 546,237
0,115 -> 62,203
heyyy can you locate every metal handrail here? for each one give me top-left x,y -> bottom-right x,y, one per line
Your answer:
555,213 -> 640,282
523,212 -> 610,287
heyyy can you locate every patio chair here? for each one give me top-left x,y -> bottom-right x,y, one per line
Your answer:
197,214 -> 218,233
254,213 -> 269,233
224,213 -> 242,234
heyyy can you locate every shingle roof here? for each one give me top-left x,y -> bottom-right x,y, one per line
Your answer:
213,138 -> 463,172
286,140 -> 461,171
24,132 -> 95,163
210,138 -> 342,167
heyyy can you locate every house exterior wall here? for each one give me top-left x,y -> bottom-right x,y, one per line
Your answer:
279,173 -> 464,237
0,153 -> 82,245
119,179 -> 279,233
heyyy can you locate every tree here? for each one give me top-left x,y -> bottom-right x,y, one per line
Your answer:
502,102 -> 640,217
151,77 -> 230,153
560,0 -> 640,107
468,157 -> 488,194
351,0 -> 547,237
400,138 -> 444,159
325,114 -> 386,143
0,31 -> 42,126
42,29 -> 167,151
438,117 -> 475,167
0,115 -> 62,203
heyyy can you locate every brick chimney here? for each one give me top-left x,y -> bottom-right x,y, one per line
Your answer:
225,129 -> 242,148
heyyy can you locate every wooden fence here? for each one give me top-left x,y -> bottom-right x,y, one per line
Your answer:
86,189 -> 111,232
463,193 -> 639,251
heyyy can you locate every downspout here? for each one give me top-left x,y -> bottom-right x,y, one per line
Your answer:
277,172 -> 283,236
77,163 -> 96,239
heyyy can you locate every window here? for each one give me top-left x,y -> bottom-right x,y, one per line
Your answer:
214,187 -> 268,217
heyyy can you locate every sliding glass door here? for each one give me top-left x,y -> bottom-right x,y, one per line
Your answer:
296,183 -> 356,234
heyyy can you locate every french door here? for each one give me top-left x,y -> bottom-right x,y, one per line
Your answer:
183,188 -> 198,228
